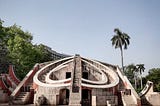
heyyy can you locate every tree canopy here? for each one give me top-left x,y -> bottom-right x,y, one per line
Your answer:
125,63 -> 160,92
145,68 -> 160,92
0,19 -> 53,79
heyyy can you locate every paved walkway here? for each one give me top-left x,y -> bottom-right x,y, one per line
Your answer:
0,103 -> 34,106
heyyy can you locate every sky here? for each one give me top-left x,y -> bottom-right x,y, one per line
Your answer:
0,0 -> 160,76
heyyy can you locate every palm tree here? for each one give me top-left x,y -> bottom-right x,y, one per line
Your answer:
111,28 -> 130,72
136,64 -> 145,89
132,65 -> 138,89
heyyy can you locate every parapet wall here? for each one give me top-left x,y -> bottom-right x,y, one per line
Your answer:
140,81 -> 160,106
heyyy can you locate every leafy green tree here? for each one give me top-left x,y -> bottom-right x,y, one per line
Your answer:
7,33 -> 34,79
34,44 -> 53,63
111,28 -> 130,72
146,68 -> 160,92
0,19 -> 9,73
125,64 -> 138,89
7,32 -> 52,79
125,63 -> 145,90
124,64 -> 135,82
0,19 -> 54,79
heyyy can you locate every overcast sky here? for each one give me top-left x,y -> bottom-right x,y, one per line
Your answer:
0,0 -> 160,76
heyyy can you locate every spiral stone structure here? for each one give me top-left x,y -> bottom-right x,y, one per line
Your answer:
8,54 -> 141,106
0,49 -> 158,106
31,55 -> 140,106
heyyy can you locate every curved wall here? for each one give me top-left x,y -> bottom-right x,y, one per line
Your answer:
33,55 -> 121,105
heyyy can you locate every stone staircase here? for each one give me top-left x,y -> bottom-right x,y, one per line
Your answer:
9,64 -> 39,105
69,56 -> 82,106
12,92 -> 30,105
72,64 -> 81,93
10,80 -> 33,104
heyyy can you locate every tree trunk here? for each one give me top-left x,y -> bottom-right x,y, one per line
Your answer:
141,75 -> 143,89
134,76 -> 137,89
120,47 -> 124,72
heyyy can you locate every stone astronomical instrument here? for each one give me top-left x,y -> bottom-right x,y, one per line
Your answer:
33,55 -> 121,105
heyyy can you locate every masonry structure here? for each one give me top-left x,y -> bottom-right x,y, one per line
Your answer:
0,49 -> 159,106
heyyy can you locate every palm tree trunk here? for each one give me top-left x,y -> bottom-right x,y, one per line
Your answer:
120,47 -> 124,72
134,76 -> 137,89
141,75 -> 143,89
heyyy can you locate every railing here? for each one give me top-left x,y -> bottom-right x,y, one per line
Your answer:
4,74 -> 12,88
10,64 -> 39,103
8,65 -> 20,85
0,75 -> 11,94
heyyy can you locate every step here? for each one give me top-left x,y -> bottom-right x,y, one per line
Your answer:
13,100 -> 25,105
16,92 -> 28,97
13,92 -> 30,105
16,95 -> 26,98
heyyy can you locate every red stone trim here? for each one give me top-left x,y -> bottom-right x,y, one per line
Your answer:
8,65 -> 20,85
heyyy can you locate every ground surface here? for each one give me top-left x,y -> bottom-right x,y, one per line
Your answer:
0,103 -> 34,106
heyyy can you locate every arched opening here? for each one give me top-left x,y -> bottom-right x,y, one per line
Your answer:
59,89 -> 70,105
82,72 -> 88,79
82,89 -> 91,106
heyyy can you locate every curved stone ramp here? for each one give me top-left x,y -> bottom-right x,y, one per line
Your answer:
81,59 -> 108,85
81,58 -> 119,88
34,56 -> 74,88
45,59 -> 73,84
33,55 -> 119,89
45,58 -> 109,86
139,81 -> 153,97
